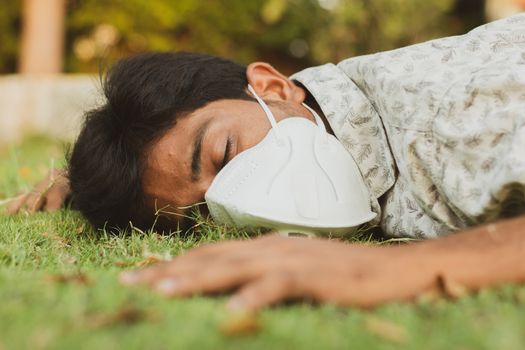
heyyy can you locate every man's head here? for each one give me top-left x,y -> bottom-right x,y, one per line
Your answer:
68,52 -> 312,233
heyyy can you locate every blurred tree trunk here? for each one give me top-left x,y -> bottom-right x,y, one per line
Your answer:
19,0 -> 66,74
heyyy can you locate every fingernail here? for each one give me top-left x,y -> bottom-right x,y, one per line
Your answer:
226,297 -> 246,312
155,278 -> 179,295
119,271 -> 139,285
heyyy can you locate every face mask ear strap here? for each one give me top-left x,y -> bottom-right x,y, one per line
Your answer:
302,103 -> 327,133
247,84 -> 283,140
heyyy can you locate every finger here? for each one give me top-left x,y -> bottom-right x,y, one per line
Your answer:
120,240 -> 254,285
153,264 -> 258,297
44,187 -> 68,212
119,236 -> 290,288
120,260 -> 209,287
227,272 -> 299,312
6,194 -> 28,214
22,175 -> 55,213
25,192 -> 46,213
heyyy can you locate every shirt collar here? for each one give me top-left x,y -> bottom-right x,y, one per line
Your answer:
291,63 -> 396,206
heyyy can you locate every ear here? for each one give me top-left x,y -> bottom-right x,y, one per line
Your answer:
246,62 -> 305,103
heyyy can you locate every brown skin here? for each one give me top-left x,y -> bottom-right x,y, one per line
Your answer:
7,62 -> 525,310
6,168 -> 70,214
141,62 -> 316,220
120,216 -> 525,310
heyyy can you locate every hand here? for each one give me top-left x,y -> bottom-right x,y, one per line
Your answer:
6,169 -> 70,214
120,217 -> 525,311
120,235 -> 434,310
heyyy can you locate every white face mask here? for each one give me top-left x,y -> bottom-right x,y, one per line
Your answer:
204,84 -> 376,235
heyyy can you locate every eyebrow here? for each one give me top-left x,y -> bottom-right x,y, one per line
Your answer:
191,119 -> 212,182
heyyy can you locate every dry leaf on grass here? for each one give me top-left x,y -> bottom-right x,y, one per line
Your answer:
41,232 -> 71,247
87,306 -> 158,328
220,312 -> 262,336
135,256 -> 165,268
417,274 -> 469,303
436,274 -> 468,299
113,260 -> 134,268
45,272 -> 91,285
75,225 -> 85,235
364,316 -> 407,344
113,256 -> 165,268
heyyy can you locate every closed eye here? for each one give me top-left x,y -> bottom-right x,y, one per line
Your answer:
221,137 -> 232,169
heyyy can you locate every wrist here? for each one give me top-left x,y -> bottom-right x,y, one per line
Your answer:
402,218 -> 525,291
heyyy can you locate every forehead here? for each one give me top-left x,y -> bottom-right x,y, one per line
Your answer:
141,98 -> 263,213
142,114 -> 205,212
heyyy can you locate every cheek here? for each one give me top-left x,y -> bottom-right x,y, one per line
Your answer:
238,119 -> 272,151
142,166 -> 183,210
199,176 -> 215,199
173,178 -> 213,209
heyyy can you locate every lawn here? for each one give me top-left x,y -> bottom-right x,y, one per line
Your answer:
1,136 -> 525,350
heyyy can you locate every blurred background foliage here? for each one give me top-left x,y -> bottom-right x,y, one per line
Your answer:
0,1 -> 22,73
1,0 -> 485,74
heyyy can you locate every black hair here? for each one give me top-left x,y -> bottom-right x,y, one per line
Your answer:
67,52 -> 252,233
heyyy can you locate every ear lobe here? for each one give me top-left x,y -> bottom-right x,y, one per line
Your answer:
247,62 -> 305,103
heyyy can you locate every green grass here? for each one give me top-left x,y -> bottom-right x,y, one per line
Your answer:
1,136 -> 525,350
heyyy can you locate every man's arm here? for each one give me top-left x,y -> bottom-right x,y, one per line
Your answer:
120,215 -> 525,310
6,168 -> 70,214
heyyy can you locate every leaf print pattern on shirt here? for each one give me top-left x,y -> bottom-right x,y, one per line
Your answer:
292,13 -> 525,238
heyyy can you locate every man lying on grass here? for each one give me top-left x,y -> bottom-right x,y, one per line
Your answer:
8,14 -> 525,310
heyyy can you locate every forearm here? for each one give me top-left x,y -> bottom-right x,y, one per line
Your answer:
411,215 -> 525,291
119,215 -> 525,309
